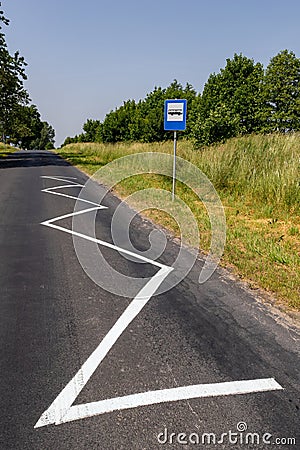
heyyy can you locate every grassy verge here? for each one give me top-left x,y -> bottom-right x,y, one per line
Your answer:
0,143 -> 16,158
56,134 -> 300,312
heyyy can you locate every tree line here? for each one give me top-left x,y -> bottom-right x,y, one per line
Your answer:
0,3 -> 55,149
63,50 -> 300,148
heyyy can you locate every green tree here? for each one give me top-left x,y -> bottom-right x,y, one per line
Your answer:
9,105 -> 41,148
38,122 -> 55,149
0,2 -> 29,141
194,54 -> 264,145
9,105 -> 55,149
82,119 -> 101,142
193,104 -> 240,146
62,136 -> 74,147
101,108 -> 122,143
137,86 -> 166,142
101,100 -> 137,142
262,50 -> 300,132
0,3 -> 55,148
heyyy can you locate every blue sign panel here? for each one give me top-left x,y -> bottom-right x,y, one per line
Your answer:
164,99 -> 187,131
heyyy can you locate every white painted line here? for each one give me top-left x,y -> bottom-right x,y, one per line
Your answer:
58,378 -> 283,425
35,176 -> 284,429
41,176 -> 102,207
42,209 -> 167,269
41,188 -> 103,207
41,175 -> 79,184
41,206 -> 106,225
44,184 -> 84,190
42,176 -> 78,179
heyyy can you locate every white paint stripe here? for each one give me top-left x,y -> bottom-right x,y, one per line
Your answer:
44,184 -> 84,190
41,176 -> 79,184
41,175 -> 102,206
34,266 -> 172,428
41,206 -> 106,224
42,208 -> 167,269
59,378 -> 283,424
41,188 -> 103,207
42,176 -> 78,179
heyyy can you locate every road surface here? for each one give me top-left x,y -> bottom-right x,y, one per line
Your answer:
0,151 -> 299,449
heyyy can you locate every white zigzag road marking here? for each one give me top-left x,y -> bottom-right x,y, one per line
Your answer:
41,175 -> 100,206
35,176 -> 283,428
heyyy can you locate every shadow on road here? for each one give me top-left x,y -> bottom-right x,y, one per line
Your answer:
0,151 -> 70,169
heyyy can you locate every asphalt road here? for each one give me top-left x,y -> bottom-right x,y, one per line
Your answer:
0,151 -> 299,450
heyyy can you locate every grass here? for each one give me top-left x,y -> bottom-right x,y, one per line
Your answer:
0,143 -> 16,158
56,134 -> 300,312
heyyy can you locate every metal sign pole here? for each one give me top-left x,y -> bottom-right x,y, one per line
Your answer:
164,99 -> 187,201
172,130 -> 177,201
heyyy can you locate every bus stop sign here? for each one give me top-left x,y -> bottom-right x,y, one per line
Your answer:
164,99 -> 187,131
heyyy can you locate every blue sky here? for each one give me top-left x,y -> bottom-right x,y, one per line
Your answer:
3,0 -> 300,146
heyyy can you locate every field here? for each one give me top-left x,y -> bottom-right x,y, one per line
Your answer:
56,134 -> 300,312
0,143 -> 16,157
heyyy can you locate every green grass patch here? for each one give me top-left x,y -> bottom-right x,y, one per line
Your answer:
56,134 -> 300,311
0,143 -> 16,158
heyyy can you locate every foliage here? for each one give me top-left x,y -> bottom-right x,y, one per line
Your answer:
261,50 -> 300,132
8,104 -> 55,149
193,103 -> 240,146
0,3 -> 29,140
193,54 -> 264,146
82,119 -> 102,142
0,2 -> 55,148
